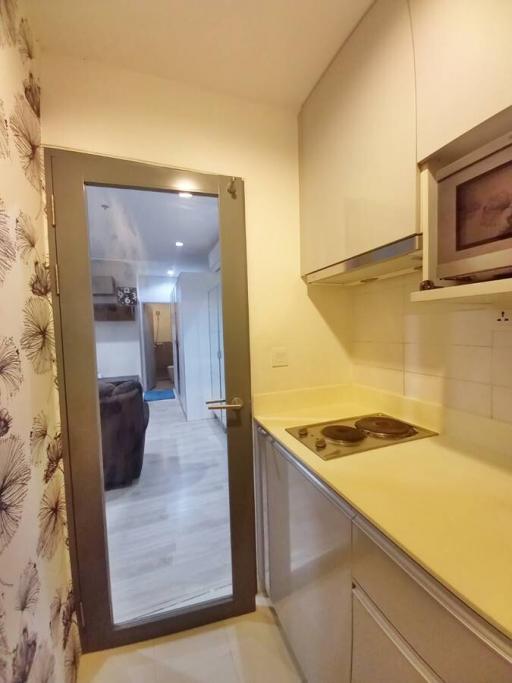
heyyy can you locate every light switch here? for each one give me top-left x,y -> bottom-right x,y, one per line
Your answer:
272,347 -> 289,368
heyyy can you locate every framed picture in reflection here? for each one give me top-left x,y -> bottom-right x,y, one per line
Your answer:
116,286 -> 138,306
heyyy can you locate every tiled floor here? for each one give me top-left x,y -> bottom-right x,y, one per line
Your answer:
78,604 -> 302,683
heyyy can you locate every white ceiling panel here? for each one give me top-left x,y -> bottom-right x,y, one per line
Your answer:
29,0 -> 373,108
86,185 -> 219,276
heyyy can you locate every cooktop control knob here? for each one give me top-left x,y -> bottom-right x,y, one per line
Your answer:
315,437 -> 326,450
298,427 -> 308,437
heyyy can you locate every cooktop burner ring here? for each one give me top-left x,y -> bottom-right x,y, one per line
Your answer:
354,415 -> 417,440
320,424 -> 366,444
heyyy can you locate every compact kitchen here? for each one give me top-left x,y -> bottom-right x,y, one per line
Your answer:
254,295 -> 512,676
252,0 -> 512,679
1,0 -> 512,681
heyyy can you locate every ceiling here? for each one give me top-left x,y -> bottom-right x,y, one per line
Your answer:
86,185 -> 219,276
29,0 -> 373,109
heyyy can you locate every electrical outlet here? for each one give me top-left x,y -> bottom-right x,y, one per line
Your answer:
495,310 -> 512,326
271,347 -> 289,368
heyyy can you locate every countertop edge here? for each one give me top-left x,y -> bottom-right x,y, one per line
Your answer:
254,416 -> 512,656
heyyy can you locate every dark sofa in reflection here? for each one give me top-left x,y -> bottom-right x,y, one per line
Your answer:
98,380 -> 149,490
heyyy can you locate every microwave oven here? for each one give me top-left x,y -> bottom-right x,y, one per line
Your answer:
437,137 -> 512,281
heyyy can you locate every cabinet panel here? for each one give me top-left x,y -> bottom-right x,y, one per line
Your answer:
266,442 -> 352,683
411,0 -> 512,160
352,589 -> 439,683
299,0 -> 417,275
253,426 -> 270,594
353,524 -> 512,683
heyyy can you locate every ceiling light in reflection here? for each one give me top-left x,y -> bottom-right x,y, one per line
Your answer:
167,269 -> 175,276
179,192 -> 193,198
175,241 -> 184,247
175,178 -> 198,193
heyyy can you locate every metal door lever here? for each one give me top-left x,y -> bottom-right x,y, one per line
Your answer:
206,397 -> 244,410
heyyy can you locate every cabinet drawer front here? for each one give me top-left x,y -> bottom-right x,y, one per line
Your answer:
352,588 -> 441,683
353,524 -> 512,683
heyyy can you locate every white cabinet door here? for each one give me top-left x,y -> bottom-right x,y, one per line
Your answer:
299,0 -> 417,275
266,441 -> 352,683
352,589 -> 441,683
410,0 -> 512,161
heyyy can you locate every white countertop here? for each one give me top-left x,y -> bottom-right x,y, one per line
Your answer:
253,384 -> 512,640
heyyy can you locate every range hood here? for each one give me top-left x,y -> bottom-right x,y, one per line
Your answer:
304,234 -> 423,285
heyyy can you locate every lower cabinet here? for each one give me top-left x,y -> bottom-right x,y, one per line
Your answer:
255,426 -> 512,683
264,438 -> 353,683
352,588 -> 441,683
352,522 -> 512,683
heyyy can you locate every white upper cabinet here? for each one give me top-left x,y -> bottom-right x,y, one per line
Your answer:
410,0 -> 512,161
299,0 -> 417,276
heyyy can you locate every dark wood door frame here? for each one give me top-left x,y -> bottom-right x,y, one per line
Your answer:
45,149 -> 256,652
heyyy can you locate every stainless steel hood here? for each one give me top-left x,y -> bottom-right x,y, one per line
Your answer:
304,234 -> 423,285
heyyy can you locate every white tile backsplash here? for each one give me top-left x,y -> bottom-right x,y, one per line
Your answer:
404,371 -> 444,403
353,364 -> 404,395
404,310 -> 448,346
353,282 -> 404,343
350,272 -> 512,423
404,343 -> 446,377
493,327 -> 512,348
445,309 -> 495,347
405,343 -> 492,382
352,341 -> 404,370
492,346 -> 512,388
446,345 -> 492,383
444,379 -> 492,417
492,386 -> 512,423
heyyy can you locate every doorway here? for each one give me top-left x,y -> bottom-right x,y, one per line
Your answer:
141,302 -> 175,397
45,149 -> 255,652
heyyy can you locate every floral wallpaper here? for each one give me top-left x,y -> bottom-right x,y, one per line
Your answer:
0,1 -> 80,682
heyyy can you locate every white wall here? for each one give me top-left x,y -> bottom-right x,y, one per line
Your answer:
148,303 -> 172,343
91,259 -> 142,379
95,321 -> 142,379
138,274 -> 176,303
175,272 -> 219,420
91,258 -> 137,286
40,54 -> 352,395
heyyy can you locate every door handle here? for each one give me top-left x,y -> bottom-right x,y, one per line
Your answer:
206,397 -> 244,410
